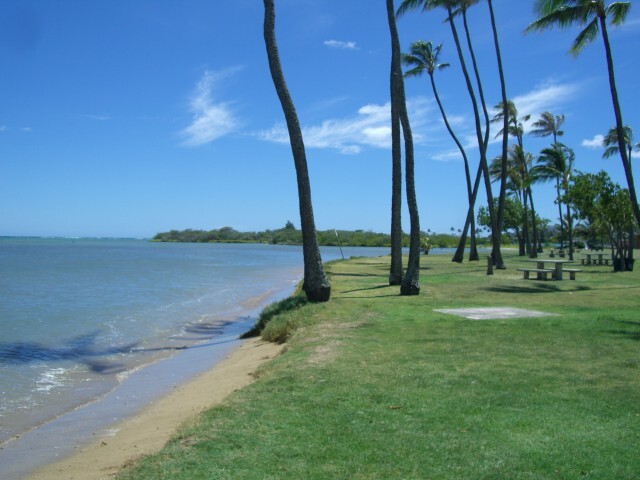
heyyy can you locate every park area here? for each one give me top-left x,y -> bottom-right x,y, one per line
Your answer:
118,250 -> 639,480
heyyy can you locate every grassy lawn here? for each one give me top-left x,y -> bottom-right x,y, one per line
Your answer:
118,250 -> 640,479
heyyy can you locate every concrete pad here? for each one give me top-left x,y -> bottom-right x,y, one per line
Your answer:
434,307 -> 558,321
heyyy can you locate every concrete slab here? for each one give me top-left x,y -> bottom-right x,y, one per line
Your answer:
434,307 -> 558,321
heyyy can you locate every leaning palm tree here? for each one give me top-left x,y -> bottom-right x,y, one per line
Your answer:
533,143 -> 576,260
398,0 -> 506,270
263,0 -> 330,302
526,0 -> 640,229
388,0 -> 421,295
402,41 -> 479,262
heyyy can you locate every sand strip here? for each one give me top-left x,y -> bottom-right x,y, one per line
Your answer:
27,338 -> 283,480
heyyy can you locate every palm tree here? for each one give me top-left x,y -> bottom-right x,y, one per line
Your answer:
602,125 -> 634,161
492,100 -> 541,256
533,143 -> 576,260
489,145 -> 534,256
526,0 -> 640,230
529,111 -> 565,145
402,41 -> 479,262
398,0 -> 506,269
388,30 -> 404,286
263,0 -> 330,302
388,0 -> 421,295
529,110 -> 566,248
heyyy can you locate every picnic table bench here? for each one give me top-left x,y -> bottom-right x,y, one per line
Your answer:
517,268 -> 555,280
562,268 -> 582,280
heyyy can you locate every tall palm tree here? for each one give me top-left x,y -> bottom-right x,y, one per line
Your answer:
529,110 -> 566,248
490,145 -> 535,256
492,100 -> 541,256
263,0 -> 330,302
533,143 -> 576,260
529,111 -> 565,145
526,0 -> 640,229
398,0 -> 506,269
388,0 -> 421,295
402,41 -> 479,262
388,19 -> 404,286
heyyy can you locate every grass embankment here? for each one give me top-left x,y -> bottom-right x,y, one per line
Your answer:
119,251 -> 640,479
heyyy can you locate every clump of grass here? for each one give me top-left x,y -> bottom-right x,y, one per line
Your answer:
240,295 -> 308,342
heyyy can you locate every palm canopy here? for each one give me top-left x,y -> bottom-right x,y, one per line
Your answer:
529,111 -> 565,143
526,0 -> 631,55
602,125 -> 634,158
491,100 -> 530,143
402,41 -> 450,77
533,143 -> 575,186
489,145 -> 533,192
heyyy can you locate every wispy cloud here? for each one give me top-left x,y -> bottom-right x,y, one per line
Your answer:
509,80 -> 581,132
0,125 -> 6,132
180,67 -> 242,147
324,40 -> 359,50
84,114 -> 111,121
21,127 -> 32,132
582,134 -> 604,149
257,97 -> 433,155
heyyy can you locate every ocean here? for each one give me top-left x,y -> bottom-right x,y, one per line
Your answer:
0,237 -> 391,455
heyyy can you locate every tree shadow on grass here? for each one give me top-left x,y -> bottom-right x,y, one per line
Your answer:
0,331 -> 139,374
340,284 -> 394,294
483,284 -> 592,294
332,273 -> 387,278
606,320 -> 640,341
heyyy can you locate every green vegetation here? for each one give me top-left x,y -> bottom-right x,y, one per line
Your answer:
151,224 -> 477,249
118,251 -> 640,479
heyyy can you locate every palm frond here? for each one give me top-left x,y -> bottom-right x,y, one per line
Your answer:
570,17 -> 599,55
607,2 -> 631,26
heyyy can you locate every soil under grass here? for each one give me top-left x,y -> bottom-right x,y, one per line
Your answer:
118,251 -> 640,480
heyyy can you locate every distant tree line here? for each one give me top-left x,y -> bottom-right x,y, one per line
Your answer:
152,223 -> 481,249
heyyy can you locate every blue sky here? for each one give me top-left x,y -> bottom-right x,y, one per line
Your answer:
1,0 -> 639,238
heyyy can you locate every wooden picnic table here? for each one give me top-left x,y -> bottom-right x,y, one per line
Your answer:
527,259 -> 574,281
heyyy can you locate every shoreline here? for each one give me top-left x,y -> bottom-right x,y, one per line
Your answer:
25,337 -> 284,480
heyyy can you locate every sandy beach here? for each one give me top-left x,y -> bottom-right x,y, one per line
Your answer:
27,338 -> 283,480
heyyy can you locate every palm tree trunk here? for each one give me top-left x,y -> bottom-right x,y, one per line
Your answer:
263,0 -> 330,302
527,186 -> 542,255
429,74 -> 478,262
389,30 -> 403,286
454,160 -> 484,263
565,201 -> 574,261
488,0 -> 509,267
387,0 -> 420,295
599,16 -> 640,230
556,179 -> 564,249
446,6 -> 504,269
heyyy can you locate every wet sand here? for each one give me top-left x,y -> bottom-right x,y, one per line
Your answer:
26,338 -> 283,480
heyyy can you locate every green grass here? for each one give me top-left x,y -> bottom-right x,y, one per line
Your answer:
118,251 -> 640,479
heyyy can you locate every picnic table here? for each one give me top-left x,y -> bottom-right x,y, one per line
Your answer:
522,259 -> 576,281
581,252 -> 608,266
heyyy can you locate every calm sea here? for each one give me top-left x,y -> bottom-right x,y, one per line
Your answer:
0,238 -> 391,446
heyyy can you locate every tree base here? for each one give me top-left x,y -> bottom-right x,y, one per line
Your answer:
389,273 -> 403,286
304,284 -> 331,302
400,282 -> 420,296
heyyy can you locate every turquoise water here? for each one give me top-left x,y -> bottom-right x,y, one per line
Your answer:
0,238 -> 390,445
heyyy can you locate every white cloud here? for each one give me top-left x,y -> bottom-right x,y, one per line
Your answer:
324,40 -> 359,50
257,97 -> 434,155
180,68 -> 242,147
21,127 -> 31,132
582,134 -> 604,149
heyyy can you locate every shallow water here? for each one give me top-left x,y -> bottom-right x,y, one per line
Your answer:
0,238 -> 390,446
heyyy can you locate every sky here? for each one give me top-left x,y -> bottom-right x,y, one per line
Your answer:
1,0 -> 639,238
